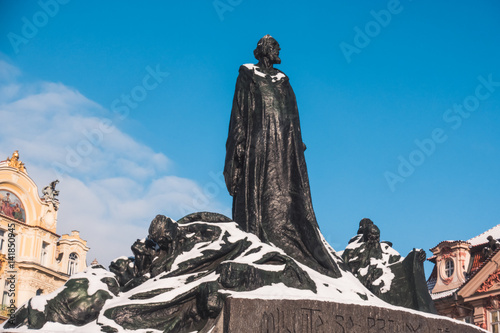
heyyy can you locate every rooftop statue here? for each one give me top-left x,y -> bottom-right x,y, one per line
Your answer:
42,179 -> 60,210
482,235 -> 500,258
224,35 -> 340,277
6,150 -> 27,173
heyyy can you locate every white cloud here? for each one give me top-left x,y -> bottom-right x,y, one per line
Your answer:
0,61 -> 230,266
0,83 -> 21,101
0,60 -> 21,82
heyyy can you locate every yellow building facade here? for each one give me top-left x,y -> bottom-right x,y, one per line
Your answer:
0,151 -> 89,321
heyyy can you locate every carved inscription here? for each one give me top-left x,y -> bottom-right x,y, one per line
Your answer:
227,298 -> 482,333
260,308 -> 325,332
260,308 -> 429,332
334,314 -> 358,332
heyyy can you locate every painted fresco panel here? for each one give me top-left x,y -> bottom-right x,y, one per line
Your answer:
0,190 -> 26,222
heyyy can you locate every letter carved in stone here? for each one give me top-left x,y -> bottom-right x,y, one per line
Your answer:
261,311 -> 275,333
406,322 -> 422,332
300,308 -> 324,332
335,314 -> 358,333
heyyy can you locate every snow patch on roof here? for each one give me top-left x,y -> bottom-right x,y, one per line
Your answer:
468,224 -> 500,246
430,288 -> 459,300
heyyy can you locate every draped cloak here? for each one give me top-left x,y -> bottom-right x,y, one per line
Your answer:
224,64 -> 340,277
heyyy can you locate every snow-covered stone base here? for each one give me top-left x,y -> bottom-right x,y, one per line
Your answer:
1,214 -> 486,332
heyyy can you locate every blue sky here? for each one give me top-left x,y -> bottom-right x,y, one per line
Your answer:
1,1 -> 499,276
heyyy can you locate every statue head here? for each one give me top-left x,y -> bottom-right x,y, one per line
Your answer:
357,218 -> 380,243
254,35 -> 281,67
357,218 -> 373,235
148,215 -> 179,249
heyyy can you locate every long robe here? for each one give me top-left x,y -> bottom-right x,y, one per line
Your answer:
224,64 -> 340,277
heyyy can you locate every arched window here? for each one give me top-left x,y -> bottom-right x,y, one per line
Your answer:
445,259 -> 454,277
67,253 -> 78,275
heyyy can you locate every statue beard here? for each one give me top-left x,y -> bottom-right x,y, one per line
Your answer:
257,54 -> 281,68
270,55 -> 281,65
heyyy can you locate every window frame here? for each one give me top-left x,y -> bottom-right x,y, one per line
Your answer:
491,310 -> 500,333
67,252 -> 78,275
444,259 -> 454,278
1,280 -> 9,307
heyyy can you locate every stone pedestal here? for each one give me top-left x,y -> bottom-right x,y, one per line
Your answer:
209,298 -> 485,333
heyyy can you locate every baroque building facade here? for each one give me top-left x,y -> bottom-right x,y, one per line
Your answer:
428,224 -> 500,332
0,151 -> 89,321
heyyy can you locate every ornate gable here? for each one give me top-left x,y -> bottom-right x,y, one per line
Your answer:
477,269 -> 500,293
459,249 -> 500,299
0,152 -> 59,232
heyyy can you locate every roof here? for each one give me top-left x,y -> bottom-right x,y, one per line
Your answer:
469,249 -> 486,276
427,266 -> 437,291
468,224 -> 500,246
457,247 -> 500,295
429,224 -> 500,253
428,225 -> 500,298
428,247 -> 500,299
429,240 -> 470,252
431,288 -> 459,300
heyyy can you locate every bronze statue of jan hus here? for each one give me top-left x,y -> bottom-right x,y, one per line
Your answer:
224,35 -> 340,277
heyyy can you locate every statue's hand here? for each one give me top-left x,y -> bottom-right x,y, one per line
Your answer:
417,249 -> 426,263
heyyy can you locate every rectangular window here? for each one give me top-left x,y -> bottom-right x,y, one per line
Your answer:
0,230 -> 4,253
40,242 -> 49,266
1,280 -> 9,307
491,310 -> 500,333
